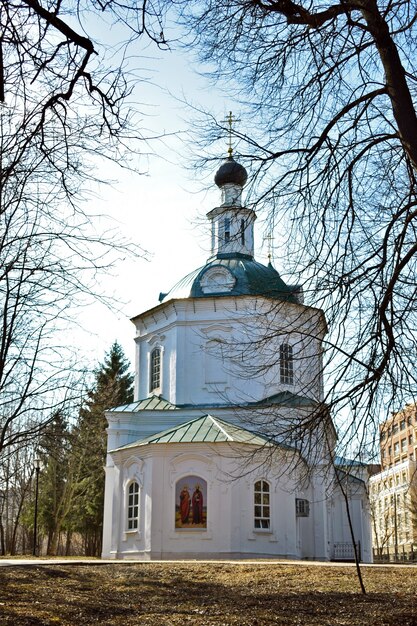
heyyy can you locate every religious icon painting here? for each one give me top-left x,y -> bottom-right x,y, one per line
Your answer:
175,476 -> 207,530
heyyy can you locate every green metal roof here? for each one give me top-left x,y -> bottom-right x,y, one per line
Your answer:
111,414 -> 272,452
107,397 -> 178,413
158,254 -> 301,304
108,391 -> 316,415
255,391 -> 317,408
336,468 -> 365,486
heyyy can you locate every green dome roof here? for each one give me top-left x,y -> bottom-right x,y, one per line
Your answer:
159,254 -> 301,304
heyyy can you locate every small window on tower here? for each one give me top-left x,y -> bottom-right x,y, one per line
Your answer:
240,218 -> 245,245
150,347 -> 161,392
280,343 -> 294,385
224,218 -> 231,244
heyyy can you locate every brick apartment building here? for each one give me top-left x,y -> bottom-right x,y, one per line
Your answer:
370,404 -> 417,560
379,404 -> 417,469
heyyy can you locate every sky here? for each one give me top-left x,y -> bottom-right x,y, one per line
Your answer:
73,33 -> 271,371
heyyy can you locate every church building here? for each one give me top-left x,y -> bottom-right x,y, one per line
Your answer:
102,154 -> 372,561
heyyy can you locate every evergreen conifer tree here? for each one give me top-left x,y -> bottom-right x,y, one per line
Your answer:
34,410 -> 71,555
72,342 -> 134,556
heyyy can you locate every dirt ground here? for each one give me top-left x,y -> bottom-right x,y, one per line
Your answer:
0,561 -> 417,625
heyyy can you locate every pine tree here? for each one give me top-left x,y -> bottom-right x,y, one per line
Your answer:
28,410 -> 71,555
72,342 -> 134,556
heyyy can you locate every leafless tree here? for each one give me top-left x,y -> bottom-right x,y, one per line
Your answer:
154,0 -> 417,459
0,1 -> 168,454
409,469 -> 417,546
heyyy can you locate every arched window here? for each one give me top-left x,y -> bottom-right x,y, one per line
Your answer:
127,482 -> 139,530
280,343 -> 294,385
254,480 -> 270,529
150,347 -> 161,392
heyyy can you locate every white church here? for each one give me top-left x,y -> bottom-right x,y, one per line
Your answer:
102,154 -> 372,562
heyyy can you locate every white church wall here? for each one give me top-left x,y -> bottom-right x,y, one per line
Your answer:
102,439 -> 372,562
327,480 -> 372,563
102,464 -> 116,558
132,296 -> 326,408
104,442 -> 323,560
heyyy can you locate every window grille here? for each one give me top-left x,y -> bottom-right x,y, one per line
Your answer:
296,498 -> 310,517
127,482 -> 139,530
280,343 -> 294,385
150,347 -> 161,391
254,480 -> 270,529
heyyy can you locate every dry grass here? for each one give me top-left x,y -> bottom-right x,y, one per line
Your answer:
0,562 -> 417,625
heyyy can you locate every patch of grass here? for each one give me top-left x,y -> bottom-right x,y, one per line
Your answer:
1,563 -> 417,625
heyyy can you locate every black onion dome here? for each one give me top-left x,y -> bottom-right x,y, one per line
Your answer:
214,156 -> 248,188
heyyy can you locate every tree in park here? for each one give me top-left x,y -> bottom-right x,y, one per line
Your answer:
0,441 -> 36,555
409,471 -> 417,546
35,410 -> 72,555
154,0 -> 417,457
0,1 -> 166,458
71,342 -> 133,556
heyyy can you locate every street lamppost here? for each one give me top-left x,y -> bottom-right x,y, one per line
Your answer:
33,458 -> 40,557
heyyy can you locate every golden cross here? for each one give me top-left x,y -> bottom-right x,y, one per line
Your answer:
222,110 -> 240,157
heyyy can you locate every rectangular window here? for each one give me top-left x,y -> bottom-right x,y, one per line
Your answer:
401,438 -> 407,452
240,218 -> 245,245
280,343 -> 294,385
400,419 -> 406,431
394,441 -> 400,456
296,498 -> 310,517
393,424 -> 399,434
224,218 -> 231,244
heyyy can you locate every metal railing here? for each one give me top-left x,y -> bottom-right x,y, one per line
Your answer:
332,541 -> 361,561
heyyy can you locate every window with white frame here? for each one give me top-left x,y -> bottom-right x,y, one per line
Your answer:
280,343 -> 294,385
127,481 -> 139,530
254,480 -> 270,529
150,347 -> 161,392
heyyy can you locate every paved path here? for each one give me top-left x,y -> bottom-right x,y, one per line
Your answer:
0,558 -> 416,568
